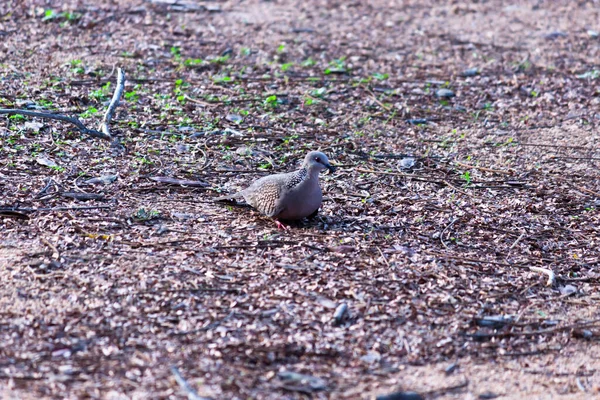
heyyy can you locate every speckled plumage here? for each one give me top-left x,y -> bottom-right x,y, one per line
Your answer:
214,151 -> 335,221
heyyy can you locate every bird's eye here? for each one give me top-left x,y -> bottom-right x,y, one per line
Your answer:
315,157 -> 321,163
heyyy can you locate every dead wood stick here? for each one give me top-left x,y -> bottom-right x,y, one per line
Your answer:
0,68 -> 125,141
466,318 -> 600,339
355,168 -> 445,184
443,180 -> 471,196
509,232 -> 526,250
529,266 -> 556,286
454,161 -> 514,175
363,86 -> 391,111
0,205 -> 111,212
40,237 -> 59,260
170,366 -> 211,400
99,68 -> 125,137
0,109 -> 111,140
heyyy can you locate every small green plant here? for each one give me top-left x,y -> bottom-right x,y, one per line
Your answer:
240,47 -> 251,56
38,99 -> 54,109
210,54 -> 230,64
80,107 -> 98,118
461,171 -> 472,186
280,63 -> 293,72
577,70 -> 599,80
310,87 -> 327,98
171,46 -> 181,62
49,165 -> 66,173
372,72 -> 389,81
125,84 -> 140,102
324,57 -> 346,74
133,208 -> 161,221
264,95 -> 278,108
276,44 -> 286,53
69,59 -> 84,74
212,75 -> 235,84
90,82 -> 111,101
301,58 -> 316,67
183,58 -> 203,67
43,9 -> 81,23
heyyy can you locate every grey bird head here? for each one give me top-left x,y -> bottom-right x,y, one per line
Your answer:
303,151 -> 336,173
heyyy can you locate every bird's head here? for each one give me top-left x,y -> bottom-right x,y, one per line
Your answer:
304,151 -> 336,174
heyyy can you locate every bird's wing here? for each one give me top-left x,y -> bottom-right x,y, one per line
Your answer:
244,178 -> 285,217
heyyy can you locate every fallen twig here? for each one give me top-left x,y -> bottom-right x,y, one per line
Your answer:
99,68 -> 125,137
149,176 -> 209,187
0,68 -> 126,141
0,109 -> 111,140
0,205 -> 111,213
466,318 -> 600,339
455,161 -> 514,175
529,266 -> 556,286
509,232 -> 526,251
440,217 -> 459,249
40,237 -> 59,260
170,366 -> 211,400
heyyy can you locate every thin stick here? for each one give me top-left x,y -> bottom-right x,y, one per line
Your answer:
363,86 -> 391,111
40,237 -> 59,260
99,68 -> 125,137
0,109 -> 111,140
455,161 -> 514,175
443,180 -> 471,196
509,232 -> 526,250
440,217 -> 459,249
466,318 -> 600,339
529,266 -> 556,286
0,205 -> 111,212
170,366 -> 211,400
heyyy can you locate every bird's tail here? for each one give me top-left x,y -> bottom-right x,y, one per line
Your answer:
213,191 -> 244,201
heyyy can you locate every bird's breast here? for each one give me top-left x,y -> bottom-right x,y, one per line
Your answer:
276,180 -> 323,220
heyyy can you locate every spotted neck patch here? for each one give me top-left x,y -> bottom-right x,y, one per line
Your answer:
285,167 -> 308,189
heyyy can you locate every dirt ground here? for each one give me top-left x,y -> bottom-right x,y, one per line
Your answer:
1,0 -> 600,399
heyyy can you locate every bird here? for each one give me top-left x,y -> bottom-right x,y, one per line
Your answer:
214,151 -> 335,230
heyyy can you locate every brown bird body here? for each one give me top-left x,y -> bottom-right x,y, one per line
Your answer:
214,151 -> 335,227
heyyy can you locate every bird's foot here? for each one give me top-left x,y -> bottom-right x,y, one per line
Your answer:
275,220 -> 290,231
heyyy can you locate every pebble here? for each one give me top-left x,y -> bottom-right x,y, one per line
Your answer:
461,67 -> 479,77
435,88 -> 455,98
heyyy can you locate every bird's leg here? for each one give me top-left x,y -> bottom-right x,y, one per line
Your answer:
274,220 -> 289,231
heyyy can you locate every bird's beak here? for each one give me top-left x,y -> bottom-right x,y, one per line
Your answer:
326,163 -> 336,173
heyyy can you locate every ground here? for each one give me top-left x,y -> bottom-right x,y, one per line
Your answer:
1,0 -> 599,399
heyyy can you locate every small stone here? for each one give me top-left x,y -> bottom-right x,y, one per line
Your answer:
23,121 -> 44,131
175,144 -> 190,153
277,371 -> 327,391
588,30 -> 599,38
226,114 -> 243,123
376,391 -> 424,400
84,175 -> 118,185
461,67 -> 479,77
435,88 -> 455,98
36,156 -> 58,168
544,31 -> 567,40
399,157 -> 415,169
235,146 -> 253,156
360,351 -> 381,364
559,284 -> 577,296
